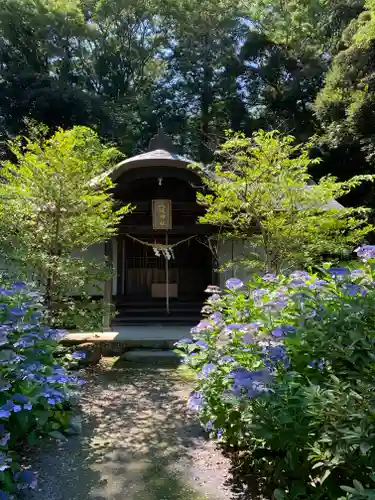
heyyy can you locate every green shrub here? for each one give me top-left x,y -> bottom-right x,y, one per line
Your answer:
176,247 -> 375,499
0,282 -> 84,497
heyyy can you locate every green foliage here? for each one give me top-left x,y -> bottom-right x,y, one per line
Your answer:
0,125 -> 131,320
49,297 -> 115,331
176,254 -> 375,498
195,130 -> 374,273
315,0 -> 375,155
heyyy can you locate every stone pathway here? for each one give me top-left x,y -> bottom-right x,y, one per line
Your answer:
24,359 -> 234,500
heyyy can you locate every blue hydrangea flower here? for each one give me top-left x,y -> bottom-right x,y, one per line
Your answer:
263,298 -> 288,313
9,307 -> 27,317
195,340 -> 209,350
290,271 -> 311,281
262,344 -> 290,370
0,492 -> 11,500
308,359 -> 324,370
308,280 -> 328,290
200,363 -> 216,378
228,369 -> 273,398
0,452 -> 11,471
71,351 -> 86,359
14,337 -> 35,349
219,355 -> 235,364
188,391 -> 205,411
216,429 -> 223,439
271,325 -> 295,337
0,350 -> 25,365
288,279 -> 307,287
13,282 -> 26,289
343,284 -> 368,297
204,420 -> 214,432
225,278 -> 244,290
14,470 -> 37,490
328,267 -> 349,278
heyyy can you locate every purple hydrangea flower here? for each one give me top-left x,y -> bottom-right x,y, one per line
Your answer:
242,333 -> 255,344
252,288 -> 268,301
225,278 -> 244,290
219,355 -> 235,364
205,285 -> 221,294
210,311 -> 223,324
355,245 -> 375,261
216,429 -> 223,439
263,273 -> 276,282
207,294 -> 221,303
350,269 -> 366,279
0,432 -> 10,447
174,338 -> 193,347
191,320 -> 212,334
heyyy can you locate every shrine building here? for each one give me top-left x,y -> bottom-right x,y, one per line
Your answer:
89,129 -> 245,328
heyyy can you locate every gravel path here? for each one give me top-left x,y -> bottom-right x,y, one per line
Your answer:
24,359 -> 235,500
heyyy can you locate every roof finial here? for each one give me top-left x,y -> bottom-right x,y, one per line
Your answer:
148,126 -> 176,153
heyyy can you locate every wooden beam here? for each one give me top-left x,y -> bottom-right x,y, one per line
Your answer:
116,236 -> 123,298
103,239 -> 113,331
118,225 -> 215,235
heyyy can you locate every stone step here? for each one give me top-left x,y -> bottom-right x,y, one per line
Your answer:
121,349 -> 181,365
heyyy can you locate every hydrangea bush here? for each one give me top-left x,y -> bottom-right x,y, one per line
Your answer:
176,246 -> 375,499
0,282 -> 84,498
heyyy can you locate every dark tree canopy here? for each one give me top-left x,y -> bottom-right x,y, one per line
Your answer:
0,0 -> 373,207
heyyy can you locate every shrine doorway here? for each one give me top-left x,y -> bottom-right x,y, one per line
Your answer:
113,169 -> 215,324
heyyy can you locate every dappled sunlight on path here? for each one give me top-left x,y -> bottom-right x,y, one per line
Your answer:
25,361 -> 232,500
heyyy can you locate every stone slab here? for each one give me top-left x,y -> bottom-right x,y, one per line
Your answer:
122,349 -> 181,362
64,325 -> 191,344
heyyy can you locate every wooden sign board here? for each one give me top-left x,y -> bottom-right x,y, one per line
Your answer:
152,199 -> 172,230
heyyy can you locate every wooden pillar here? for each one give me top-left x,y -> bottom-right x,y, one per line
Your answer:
103,239 -> 113,332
